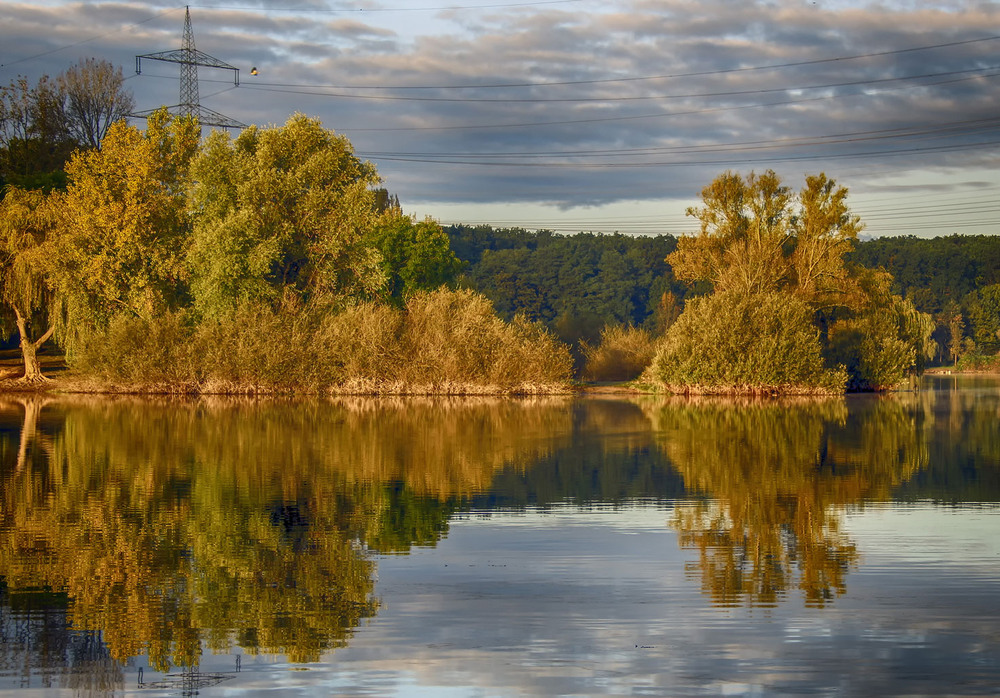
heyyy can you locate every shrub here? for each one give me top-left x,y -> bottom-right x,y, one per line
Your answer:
189,304 -> 336,392
71,311 -> 197,385
956,350 -> 1000,372
398,288 -> 572,390
313,300 -> 406,381
643,290 -> 846,394
581,324 -> 657,382
65,289 -> 573,394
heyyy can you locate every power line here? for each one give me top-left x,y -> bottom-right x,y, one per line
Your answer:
360,136 -> 1000,168
0,6 -> 185,71
233,34 -> 1000,91
197,0 -> 583,11
355,117 -> 1000,160
309,70 -> 1000,132
234,65 -> 1000,104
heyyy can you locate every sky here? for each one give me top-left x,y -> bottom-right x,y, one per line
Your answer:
1,0 -> 999,237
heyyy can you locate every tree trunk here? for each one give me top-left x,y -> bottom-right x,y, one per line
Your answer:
13,305 -> 55,382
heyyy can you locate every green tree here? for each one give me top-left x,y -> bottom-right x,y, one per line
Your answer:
187,113 -> 384,318
453,227 -> 678,339
965,284 -> 1000,353
364,212 -> 463,303
850,234 -> 1000,315
826,269 -> 931,390
944,302 -> 965,365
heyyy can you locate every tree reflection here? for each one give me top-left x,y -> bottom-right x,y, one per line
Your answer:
647,395 -> 929,607
0,395 -> 574,674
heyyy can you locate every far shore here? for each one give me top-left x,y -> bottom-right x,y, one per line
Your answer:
0,351 -> 996,397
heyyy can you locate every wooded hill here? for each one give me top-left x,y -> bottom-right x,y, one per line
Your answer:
448,225 -> 1000,367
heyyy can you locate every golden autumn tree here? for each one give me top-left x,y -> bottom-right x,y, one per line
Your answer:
40,108 -> 199,354
669,170 -> 862,302
649,170 -> 929,393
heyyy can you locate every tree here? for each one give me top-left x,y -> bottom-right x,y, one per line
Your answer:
644,289 -> 846,394
671,170 -> 793,295
790,173 -> 863,309
825,269 -> 931,390
58,58 -> 134,150
669,170 -> 862,305
965,284 -> 1000,353
0,188 -> 58,380
659,170 -> 928,392
186,113 -> 384,317
42,109 -> 199,351
0,75 -> 75,191
364,212 -> 463,303
946,303 -> 966,365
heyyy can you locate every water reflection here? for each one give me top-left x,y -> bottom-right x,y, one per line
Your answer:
0,382 -> 993,691
646,395 -> 929,607
0,396 -> 577,678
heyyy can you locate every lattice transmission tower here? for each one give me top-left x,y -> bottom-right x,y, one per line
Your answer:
134,6 -> 246,129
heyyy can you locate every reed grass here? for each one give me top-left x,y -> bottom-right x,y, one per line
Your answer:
65,289 -> 573,395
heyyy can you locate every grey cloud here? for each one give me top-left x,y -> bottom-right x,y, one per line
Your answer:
2,0 -> 998,233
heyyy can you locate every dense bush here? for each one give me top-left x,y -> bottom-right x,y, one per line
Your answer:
643,290 -> 846,395
69,289 -> 573,394
580,324 -> 657,382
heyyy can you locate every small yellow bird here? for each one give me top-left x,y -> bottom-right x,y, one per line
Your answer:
250,66 -> 258,76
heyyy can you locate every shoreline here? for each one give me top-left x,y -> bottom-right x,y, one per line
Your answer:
1,368 -> 997,398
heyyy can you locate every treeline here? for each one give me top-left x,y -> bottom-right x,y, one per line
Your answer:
448,226 -> 682,345
0,58 -> 135,192
850,235 -> 1000,364
448,221 -> 1000,376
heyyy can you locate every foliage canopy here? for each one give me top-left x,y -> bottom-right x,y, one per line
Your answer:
650,170 -> 929,393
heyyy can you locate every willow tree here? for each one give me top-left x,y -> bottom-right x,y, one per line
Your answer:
0,187 -> 58,380
187,113 -> 385,318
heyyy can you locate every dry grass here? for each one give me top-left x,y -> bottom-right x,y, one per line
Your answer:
580,324 -> 657,382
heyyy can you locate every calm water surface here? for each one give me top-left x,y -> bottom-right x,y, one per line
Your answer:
1,376 -> 998,696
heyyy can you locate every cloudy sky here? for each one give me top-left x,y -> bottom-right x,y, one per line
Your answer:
2,0 -> 998,237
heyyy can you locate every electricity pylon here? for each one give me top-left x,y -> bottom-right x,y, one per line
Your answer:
134,6 -> 246,129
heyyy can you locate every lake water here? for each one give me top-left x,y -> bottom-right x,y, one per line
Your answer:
1,376 -> 998,697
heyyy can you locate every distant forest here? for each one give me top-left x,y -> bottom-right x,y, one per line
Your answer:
447,225 -> 1000,365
